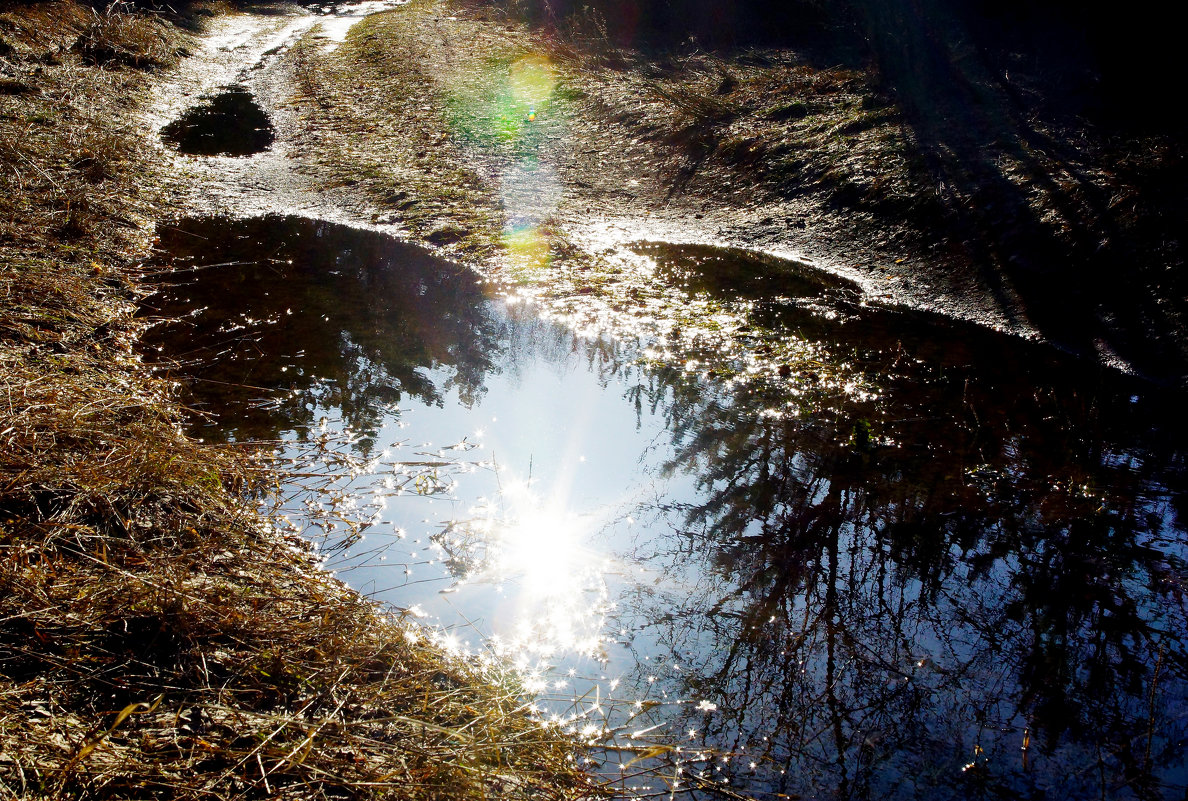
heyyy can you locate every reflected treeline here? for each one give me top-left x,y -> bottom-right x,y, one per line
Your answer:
615,301 -> 1188,798
140,216 -> 507,446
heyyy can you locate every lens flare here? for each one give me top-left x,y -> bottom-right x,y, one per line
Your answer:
442,51 -> 563,274
504,224 -> 552,276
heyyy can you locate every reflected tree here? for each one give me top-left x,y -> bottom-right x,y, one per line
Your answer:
141,216 -> 508,447
612,303 -> 1188,799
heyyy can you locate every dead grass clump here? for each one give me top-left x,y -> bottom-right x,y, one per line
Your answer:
642,77 -> 734,126
0,41 -> 159,260
0,258 -> 125,346
74,1 -> 180,69
0,400 -> 597,799
56,189 -> 96,238
0,0 -> 91,60
0,346 -> 598,796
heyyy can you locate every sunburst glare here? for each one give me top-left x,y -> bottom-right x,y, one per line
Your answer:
479,479 -> 612,659
500,504 -> 582,597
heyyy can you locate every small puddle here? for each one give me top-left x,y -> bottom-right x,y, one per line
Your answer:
634,241 -> 859,303
141,215 -> 1188,798
161,85 -> 275,156
307,0 -> 409,47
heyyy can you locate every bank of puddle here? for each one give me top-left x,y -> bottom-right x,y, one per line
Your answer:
140,215 -> 1188,800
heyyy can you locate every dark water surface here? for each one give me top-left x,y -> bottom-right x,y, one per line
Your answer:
141,215 -> 1188,800
161,85 -> 275,156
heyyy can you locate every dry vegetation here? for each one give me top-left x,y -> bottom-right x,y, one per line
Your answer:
531,0 -> 1188,379
286,10 -> 506,263
285,0 -> 931,259
0,2 -> 599,798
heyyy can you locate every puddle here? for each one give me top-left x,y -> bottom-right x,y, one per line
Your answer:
634,241 -> 859,303
307,0 -> 409,47
140,215 -> 492,441
142,215 -> 1188,799
161,85 -> 275,156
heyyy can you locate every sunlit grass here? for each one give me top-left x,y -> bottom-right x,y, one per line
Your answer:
446,51 -> 558,148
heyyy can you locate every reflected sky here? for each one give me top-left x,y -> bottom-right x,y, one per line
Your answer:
142,216 -> 1188,799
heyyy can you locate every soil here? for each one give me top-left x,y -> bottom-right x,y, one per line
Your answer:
274,0 -> 1187,383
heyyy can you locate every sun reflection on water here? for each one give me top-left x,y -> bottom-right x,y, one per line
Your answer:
499,505 -> 582,597
479,480 -> 612,662
424,463 -> 615,665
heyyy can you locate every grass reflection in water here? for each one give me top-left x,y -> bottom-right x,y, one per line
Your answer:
142,215 -> 1188,800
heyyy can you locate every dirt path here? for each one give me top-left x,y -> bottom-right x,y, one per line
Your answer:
145,1 -> 397,224
147,0 -> 1186,384
277,1 -> 1005,319
138,0 -> 1005,398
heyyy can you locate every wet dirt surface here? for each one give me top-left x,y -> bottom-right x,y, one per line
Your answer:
258,0 -> 1055,360
271,0 -> 1188,382
145,0 -> 1184,382
146,0 -> 407,225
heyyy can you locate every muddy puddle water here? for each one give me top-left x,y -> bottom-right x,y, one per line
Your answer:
141,216 -> 1188,800
161,84 -> 274,156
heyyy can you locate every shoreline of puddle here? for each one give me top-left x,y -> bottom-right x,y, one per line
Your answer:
143,7 -> 1188,797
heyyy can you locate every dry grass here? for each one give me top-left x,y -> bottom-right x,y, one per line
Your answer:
75,1 -> 182,69
0,3 -> 162,255
0,2 -> 603,798
0,380 -> 593,798
283,6 -> 505,263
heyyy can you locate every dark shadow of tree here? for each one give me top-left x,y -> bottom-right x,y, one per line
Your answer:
843,0 -> 1187,381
